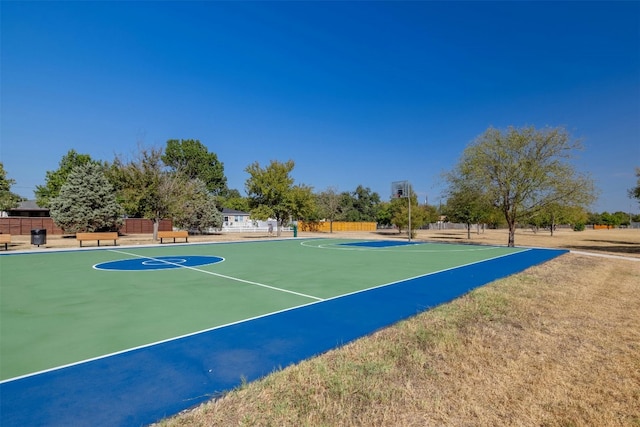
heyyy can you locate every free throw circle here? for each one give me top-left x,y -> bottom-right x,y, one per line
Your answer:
94,255 -> 224,271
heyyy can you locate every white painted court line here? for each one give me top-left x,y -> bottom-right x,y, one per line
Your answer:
110,249 -> 325,301
570,250 -> 640,262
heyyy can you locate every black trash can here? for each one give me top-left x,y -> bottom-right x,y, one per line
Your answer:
31,229 -> 47,246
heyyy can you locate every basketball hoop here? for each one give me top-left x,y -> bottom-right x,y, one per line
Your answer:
391,181 -> 409,199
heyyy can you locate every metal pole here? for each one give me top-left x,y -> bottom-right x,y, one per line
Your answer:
408,182 -> 411,242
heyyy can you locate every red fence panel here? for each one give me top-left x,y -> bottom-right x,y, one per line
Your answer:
0,218 -> 172,235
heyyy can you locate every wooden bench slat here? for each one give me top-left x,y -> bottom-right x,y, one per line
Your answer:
0,234 -> 10,250
157,230 -> 189,244
76,232 -> 119,247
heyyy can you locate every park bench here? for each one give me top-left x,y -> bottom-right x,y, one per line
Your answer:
157,230 -> 189,244
76,232 -> 119,247
0,234 -> 11,250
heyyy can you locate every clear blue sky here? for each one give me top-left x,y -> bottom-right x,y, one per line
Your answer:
1,1 -> 638,213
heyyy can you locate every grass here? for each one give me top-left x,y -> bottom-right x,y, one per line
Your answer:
156,229 -> 640,426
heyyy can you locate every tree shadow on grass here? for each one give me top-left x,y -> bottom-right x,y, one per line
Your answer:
565,244 -> 640,256
373,231 -> 411,240
584,239 -> 639,246
426,235 -> 465,240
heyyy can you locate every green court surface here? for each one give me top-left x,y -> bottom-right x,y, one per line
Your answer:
0,238 -> 524,381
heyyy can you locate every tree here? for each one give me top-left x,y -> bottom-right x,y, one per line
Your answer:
587,211 -> 602,225
244,159 -> 313,236
0,163 -> 23,212
338,185 -> 381,222
316,187 -> 342,232
376,201 -> 394,227
109,146 -> 183,240
35,150 -> 96,208
172,179 -> 223,233
219,189 -> 250,212
110,145 -> 226,239
162,139 -> 227,195
390,186 -> 428,238
423,203 -> 440,226
524,202 -> 587,235
629,167 -> 640,206
599,211 -> 619,227
447,126 -> 597,247
612,211 -> 631,227
287,184 -> 317,222
444,183 -> 492,239
49,163 -> 123,233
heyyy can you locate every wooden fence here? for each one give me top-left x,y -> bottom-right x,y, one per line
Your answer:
593,224 -> 617,230
121,218 -> 173,234
0,218 -> 172,235
298,221 -> 377,232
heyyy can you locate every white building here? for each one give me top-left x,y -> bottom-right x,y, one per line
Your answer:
220,208 -> 279,233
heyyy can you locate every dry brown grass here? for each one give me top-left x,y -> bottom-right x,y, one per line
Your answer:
6,228 -> 640,425
6,226 -> 640,258
150,228 -> 639,427
414,227 -> 640,259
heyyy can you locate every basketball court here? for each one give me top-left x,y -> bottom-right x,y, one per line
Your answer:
0,238 -> 567,426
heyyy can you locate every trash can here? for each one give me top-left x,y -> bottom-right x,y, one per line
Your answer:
31,229 -> 46,246
292,224 -> 298,238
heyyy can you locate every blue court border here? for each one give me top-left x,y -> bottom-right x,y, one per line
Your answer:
0,247 -> 567,426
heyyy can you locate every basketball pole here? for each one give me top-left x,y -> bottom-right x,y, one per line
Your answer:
392,180 -> 411,242
407,182 -> 411,243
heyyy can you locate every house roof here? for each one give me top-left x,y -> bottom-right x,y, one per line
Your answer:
10,200 -> 49,211
221,208 -> 250,215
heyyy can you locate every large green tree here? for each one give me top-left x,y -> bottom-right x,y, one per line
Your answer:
0,163 -> 23,212
288,184 -> 316,222
316,187 -> 342,232
218,188 -> 250,212
35,149 -> 96,208
109,146 -> 182,240
375,201 -> 394,227
162,139 -> 227,195
49,163 -> 123,233
172,179 -> 223,233
339,185 -> 381,222
447,126 -> 597,247
244,159 -> 314,236
444,182 -> 493,239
